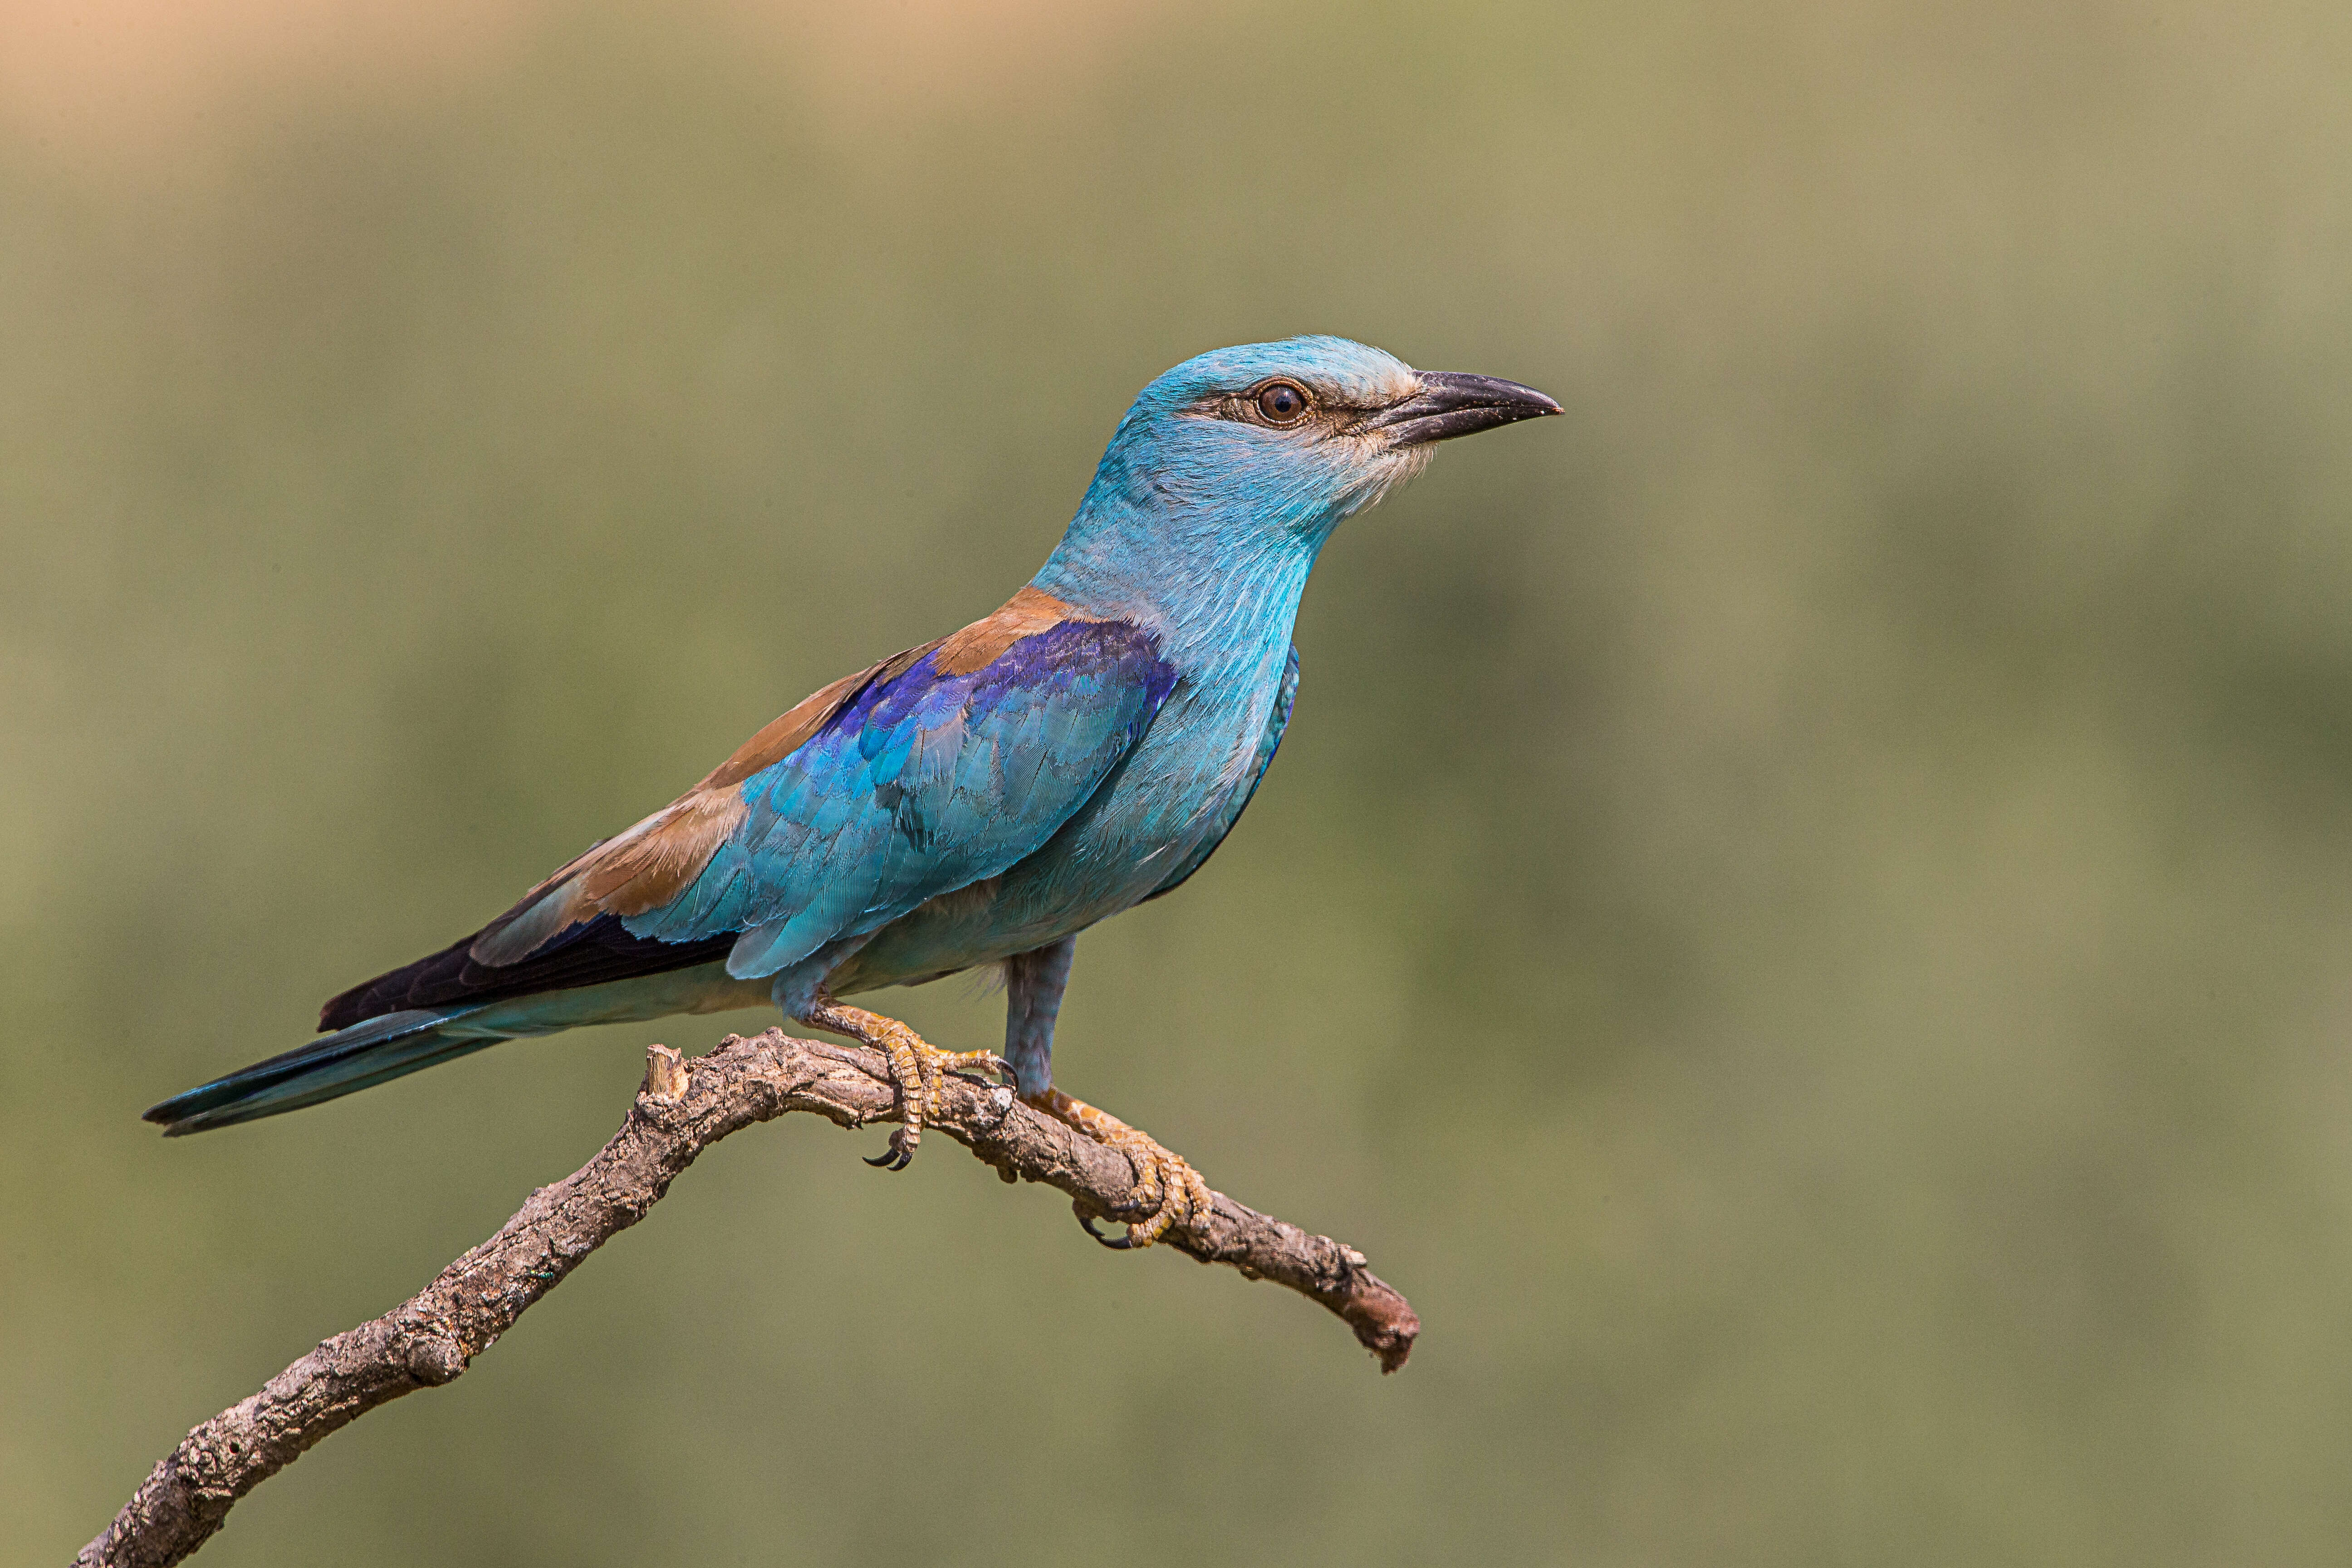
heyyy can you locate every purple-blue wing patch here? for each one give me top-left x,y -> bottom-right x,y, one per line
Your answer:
627,614 -> 1176,978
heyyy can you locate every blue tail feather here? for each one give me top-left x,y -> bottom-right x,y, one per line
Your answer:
143,1007 -> 491,1135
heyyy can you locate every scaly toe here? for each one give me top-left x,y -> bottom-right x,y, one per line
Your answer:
803,996 -> 995,1174
934,1048 -> 1013,1080
1107,1144 -> 1206,1250
913,1047 -> 1009,1125
1118,1160 -> 1166,1220
1182,1163 -> 1214,1230
1122,1174 -> 1181,1248
1028,1086 -> 1209,1251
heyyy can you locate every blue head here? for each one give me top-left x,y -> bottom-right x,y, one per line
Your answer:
1034,337 -> 1559,631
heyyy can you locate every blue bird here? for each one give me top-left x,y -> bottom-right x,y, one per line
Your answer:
147,337 -> 1559,1246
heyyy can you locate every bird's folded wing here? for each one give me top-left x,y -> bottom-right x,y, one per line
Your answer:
463,587 -> 1176,985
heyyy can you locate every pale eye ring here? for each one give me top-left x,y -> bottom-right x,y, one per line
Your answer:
1254,380 -> 1311,425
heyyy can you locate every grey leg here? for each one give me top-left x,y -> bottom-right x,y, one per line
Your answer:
1003,936 -> 1210,1248
1003,936 -> 1076,1100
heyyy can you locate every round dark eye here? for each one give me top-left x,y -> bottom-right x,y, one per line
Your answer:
1255,380 -> 1310,424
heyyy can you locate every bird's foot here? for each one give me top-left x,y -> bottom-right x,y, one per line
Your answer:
1026,1087 -> 1212,1249
802,995 -> 1015,1171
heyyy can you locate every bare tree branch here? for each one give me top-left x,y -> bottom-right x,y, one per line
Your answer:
78,1029 -> 1420,1568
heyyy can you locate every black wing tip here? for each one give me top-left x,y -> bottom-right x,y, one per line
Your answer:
317,915 -> 733,1034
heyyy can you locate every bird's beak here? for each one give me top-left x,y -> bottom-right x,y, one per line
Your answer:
1362,372 -> 1563,447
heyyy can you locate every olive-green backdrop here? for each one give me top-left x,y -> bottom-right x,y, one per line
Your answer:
11,3 -> 2352,1563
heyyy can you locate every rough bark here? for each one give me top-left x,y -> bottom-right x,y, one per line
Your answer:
78,1029 -> 1419,1568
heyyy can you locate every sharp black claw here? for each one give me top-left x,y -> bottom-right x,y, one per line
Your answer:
866,1131 -> 917,1171
1078,1213 -> 1135,1250
866,1148 -> 898,1168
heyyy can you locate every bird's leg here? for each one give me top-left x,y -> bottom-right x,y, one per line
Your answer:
1024,1087 -> 1213,1250
1002,939 -> 1210,1249
799,993 -> 1014,1171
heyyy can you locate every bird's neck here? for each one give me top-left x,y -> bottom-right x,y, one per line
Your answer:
1032,497 -> 1325,676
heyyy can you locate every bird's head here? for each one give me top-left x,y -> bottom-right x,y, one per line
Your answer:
1041,337 -> 1560,614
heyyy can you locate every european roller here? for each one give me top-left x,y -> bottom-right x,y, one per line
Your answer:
147,337 -> 1560,1246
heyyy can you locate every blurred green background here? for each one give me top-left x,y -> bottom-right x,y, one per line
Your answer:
10,1 -> 2352,1562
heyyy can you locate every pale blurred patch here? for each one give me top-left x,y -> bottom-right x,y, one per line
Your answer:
0,0 -> 1183,158
0,0 -> 546,153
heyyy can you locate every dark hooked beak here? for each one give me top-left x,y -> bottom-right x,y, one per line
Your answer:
1362,371 -> 1563,447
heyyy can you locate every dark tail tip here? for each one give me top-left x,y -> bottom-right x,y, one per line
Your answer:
143,1009 -> 486,1136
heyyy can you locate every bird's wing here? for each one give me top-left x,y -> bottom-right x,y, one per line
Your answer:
323,587 -> 1175,1028
1143,642 -> 1298,902
649,591 -> 1177,979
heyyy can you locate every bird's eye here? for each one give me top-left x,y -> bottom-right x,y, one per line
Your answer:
1254,380 -> 1311,425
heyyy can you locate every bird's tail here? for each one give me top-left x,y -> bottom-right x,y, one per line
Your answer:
143,1006 -> 495,1136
